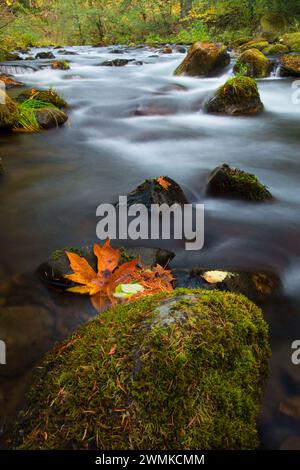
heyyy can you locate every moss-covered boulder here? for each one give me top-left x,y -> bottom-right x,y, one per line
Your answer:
279,54 -> 300,77
37,245 -> 174,288
0,91 -> 20,131
0,73 -> 24,88
280,33 -> 300,52
51,60 -> 70,70
12,289 -> 270,450
205,76 -> 263,116
174,42 -> 230,77
261,13 -> 287,35
16,88 -> 67,109
262,44 -> 290,55
239,40 -> 270,52
207,164 -> 272,201
234,49 -> 271,78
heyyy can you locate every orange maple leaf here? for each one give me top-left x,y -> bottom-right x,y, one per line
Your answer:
157,176 -> 171,190
65,240 -> 174,312
65,240 -> 140,298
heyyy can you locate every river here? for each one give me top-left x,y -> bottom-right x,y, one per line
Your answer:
0,45 -> 300,449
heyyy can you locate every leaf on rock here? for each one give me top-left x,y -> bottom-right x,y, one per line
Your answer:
157,176 -> 171,190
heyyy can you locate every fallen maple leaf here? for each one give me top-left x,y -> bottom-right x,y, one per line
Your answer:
65,240 -> 174,313
157,176 -> 171,191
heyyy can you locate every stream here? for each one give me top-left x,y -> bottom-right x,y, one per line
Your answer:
0,45 -> 300,449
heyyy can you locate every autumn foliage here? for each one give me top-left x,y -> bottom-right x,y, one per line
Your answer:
65,240 -> 173,312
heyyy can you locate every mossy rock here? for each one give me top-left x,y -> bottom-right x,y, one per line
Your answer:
205,76 -> 263,116
12,289 -> 270,450
279,54 -> 300,77
51,60 -> 70,70
234,49 -> 271,78
280,33 -> 300,49
207,164 -> 272,201
262,43 -> 290,55
239,40 -> 270,52
174,42 -> 230,77
122,176 -> 188,210
16,88 -> 67,109
261,13 -> 287,34
0,91 -> 20,131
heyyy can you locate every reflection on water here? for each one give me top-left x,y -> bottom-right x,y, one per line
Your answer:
0,45 -> 300,449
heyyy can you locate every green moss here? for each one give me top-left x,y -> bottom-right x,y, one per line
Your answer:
262,44 -> 289,55
51,247 -> 84,262
0,92 -> 20,130
13,289 -> 270,450
280,33 -> 300,48
261,13 -> 287,34
208,164 -> 273,201
234,49 -> 270,78
240,41 -> 269,52
174,42 -> 229,77
16,88 -> 67,109
217,76 -> 259,103
291,43 -> 300,53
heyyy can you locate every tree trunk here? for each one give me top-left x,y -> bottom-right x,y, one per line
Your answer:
180,0 -> 193,19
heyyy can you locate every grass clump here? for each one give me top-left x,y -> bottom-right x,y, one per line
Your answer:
16,97 -> 65,132
17,88 -> 67,109
12,289 -> 270,450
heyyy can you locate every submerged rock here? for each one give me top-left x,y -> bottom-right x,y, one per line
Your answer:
234,49 -> 271,78
0,305 -> 54,377
17,89 -> 67,109
174,268 -> 279,303
12,289 -> 270,450
122,176 -> 188,209
57,50 -> 78,55
37,245 -> 174,287
174,42 -> 230,77
0,91 -> 19,131
35,52 -> 55,59
35,108 -> 68,129
0,73 -> 24,88
279,54 -> 300,77
99,59 -> 131,67
207,164 -> 272,201
205,76 -> 263,116
51,60 -> 70,70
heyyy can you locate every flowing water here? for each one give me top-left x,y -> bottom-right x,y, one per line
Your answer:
0,45 -> 300,449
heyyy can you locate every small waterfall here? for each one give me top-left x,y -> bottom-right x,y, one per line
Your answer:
0,63 -> 38,75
